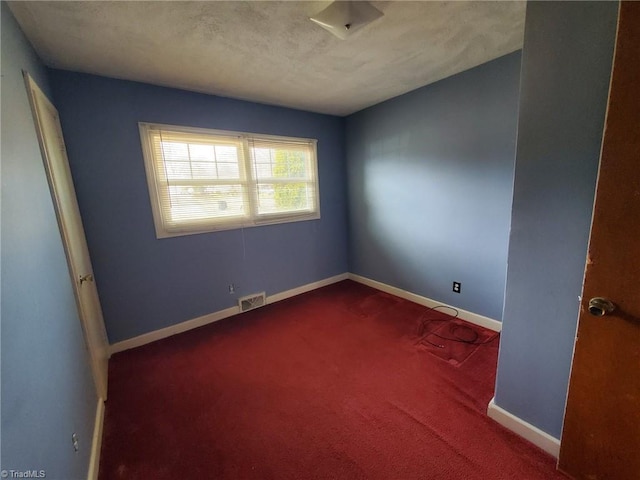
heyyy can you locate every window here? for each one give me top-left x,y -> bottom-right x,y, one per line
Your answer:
139,123 -> 320,238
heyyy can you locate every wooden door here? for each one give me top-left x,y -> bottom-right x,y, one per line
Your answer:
559,3 -> 640,479
24,73 -> 110,400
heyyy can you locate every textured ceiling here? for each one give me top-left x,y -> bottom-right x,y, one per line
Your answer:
9,1 -> 526,116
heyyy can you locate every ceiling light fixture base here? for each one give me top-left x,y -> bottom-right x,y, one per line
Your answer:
310,1 -> 384,40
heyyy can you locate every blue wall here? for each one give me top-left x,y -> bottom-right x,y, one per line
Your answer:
345,52 -> 521,321
47,71 -> 349,343
1,3 -> 97,478
494,1 -> 618,439
4,2 -> 619,466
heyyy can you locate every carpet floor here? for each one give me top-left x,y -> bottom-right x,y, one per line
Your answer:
99,280 -> 567,479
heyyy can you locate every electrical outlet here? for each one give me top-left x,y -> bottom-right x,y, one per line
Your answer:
228,283 -> 235,294
453,281 -> 461,293
72,433 -> 79,453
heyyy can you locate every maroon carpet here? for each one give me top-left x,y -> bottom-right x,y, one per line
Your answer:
99,280 -> 566,479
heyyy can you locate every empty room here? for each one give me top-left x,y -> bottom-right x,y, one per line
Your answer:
2,1 -> 638,480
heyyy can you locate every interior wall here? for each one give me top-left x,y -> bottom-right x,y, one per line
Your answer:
47,71 -> 349,344
494,0 -> 618,439
0,3 -> 97,478
345,52 -> 521,321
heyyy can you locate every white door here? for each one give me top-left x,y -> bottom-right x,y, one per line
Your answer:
24,73 -> 109,400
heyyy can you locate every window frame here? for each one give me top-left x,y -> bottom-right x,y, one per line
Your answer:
139,122 -> 321,238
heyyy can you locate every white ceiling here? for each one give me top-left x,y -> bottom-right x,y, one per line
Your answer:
9,1 -> 526,116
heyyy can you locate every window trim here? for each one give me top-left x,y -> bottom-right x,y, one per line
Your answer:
139,122 -> 321,238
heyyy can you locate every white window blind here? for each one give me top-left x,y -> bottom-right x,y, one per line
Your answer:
139,123 -> 320,238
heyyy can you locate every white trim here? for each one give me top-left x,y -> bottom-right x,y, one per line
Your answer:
487,397 -> 561,458
348,273 -> 502,332
24,72 -> 110,399
109,305 -> 240,355
138,122 -> 320,239
109,272 -> 497,355
109,273 -> 349,355
87,398 -> 105,480
267,273 -> 348,304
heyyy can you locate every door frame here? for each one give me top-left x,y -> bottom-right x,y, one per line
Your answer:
23,72 -> 110,400
558,2 -> 640,478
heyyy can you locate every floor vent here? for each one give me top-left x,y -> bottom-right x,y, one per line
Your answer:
238,292 -> 266,313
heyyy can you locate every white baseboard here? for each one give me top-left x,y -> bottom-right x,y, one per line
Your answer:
267,273 -> 349,303
487,397 -> 561,458
109,305 -> 240,355
348,273 -> 502,332
109,273 -> 349,355
109,272 -> 497,354
87,397 -> 105,480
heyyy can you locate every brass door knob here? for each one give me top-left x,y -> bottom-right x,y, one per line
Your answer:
588,297 -> 615,316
